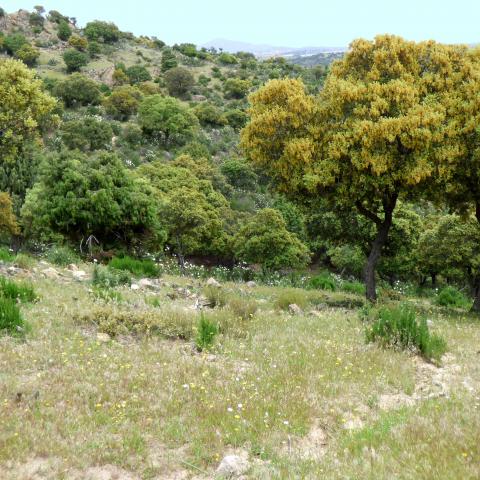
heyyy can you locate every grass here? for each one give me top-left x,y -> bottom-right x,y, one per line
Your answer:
0,270 -> 479,479
45,245 -> 80,267
436,286 -> 472,309
0,276 -> 37,303
0,297 -> 28,337
109,255 -> 160,277
0,247 -> 14,262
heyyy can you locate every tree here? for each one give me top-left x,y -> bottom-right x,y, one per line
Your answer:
242,36 -> 462,301
15,44 -> 40,66
0,192 -> 19,236
233,208 -> 310,272
68,35 -> 88,51
161,48 -> 178,72
164,67 -> 195,98
84,21 -> 120,43
63,48 -> 88,72
3,33 -> 28,55
21,150 -> 164,248
60,117 -> 113,151
125,65 -> 151,84
224,78 -> 250,99
0,59 -> 57,165
225,109 -> 248,130
103,86 -> 142,120
57,19 -> 72,41
53,73 -> 101,107
138,95 -> 199,146
193,102 -> 227,127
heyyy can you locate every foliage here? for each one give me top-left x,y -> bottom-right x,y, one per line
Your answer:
234,208 -> 310,272
68,34 -> 88,51
0,248 -> 14,262
218,52 -> 238,65
308,273 -> 336,291
103,86 -> 142,120
224,109 -> 248,130
53,73 -> 101,107
274,289 -> 309,311
3,33 -> 28,55
21,150 -> 164,247
84,20 -> 120,43
161,48 -> 178,71
92,264 -> 131,288
0,193 -> 19,236
164,67 -> 194,98
109,256 -> 160,277
340,280 -> 366,295
195,314 -> 219,351
15,44 -> 40,66
221,158 -> 257,190
0,297 -> 27,337
193,102 -> 227,127
60,117 -> 113,151
63,48 -> 88,72
125,65 -> 152,84
0,277 -> 37,303
435,286 -> 471,309
0,59 -> 57,165
224,78 -> 250,99
45,245 -> 79,266
57,20 -> 72,41
138,95 -> 199,146
365,305 -> 447,362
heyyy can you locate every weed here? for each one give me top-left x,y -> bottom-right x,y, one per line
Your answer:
195,314 -> 218,351
435,286 -> 471,309
0,277 -> 37,303
203,285 -> 228,308
46,245 -> 80,266
308,273 -> 336,291
92,264 -> 131,288
227,296 -> 257,320
109,255 -> 160,277
365,305 -> 447,362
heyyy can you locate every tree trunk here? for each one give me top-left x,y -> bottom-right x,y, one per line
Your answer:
471,277 -> 480,312
176,236 -> 186,274
431,273 -> 437,288
359,194 -> 398,303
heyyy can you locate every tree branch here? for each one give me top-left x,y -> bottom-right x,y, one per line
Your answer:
355,201 -> 382,225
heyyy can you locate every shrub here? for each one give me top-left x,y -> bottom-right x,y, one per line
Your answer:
91,287 -> 123,303
193,102 -> 227,127
223,78 -> 250,99
365,305 -> 447,362
435,286 -> 471,309
4,33 -> 28,55
274,289 -> 309,311
84,21 -> 120,43
57,20 -> 72,41
218,52 -> 238,65
109,256 -> 160,277
0,297 -> 28,337
53,74 -> 101,107
103,86 -> 142,120
14,254 -> 35,270
74,304 -> 195,339
225,109 -> 248,130
45,245 -> 79,266
15,44 -> 40,66
68,34 -> 88,51
341,280 -> 366,295
63,48 -> 88,72
125,65 -> 151,84
308,273 -> 336,291
161,48 -> 178,71
60,117 -> 113,151
92,264 -> 131,288
164,67 -> 194,98
195,314 -> 218,351
0,277 -> 37,303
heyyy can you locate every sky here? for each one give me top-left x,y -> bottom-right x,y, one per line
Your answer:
3,0 -> 480,48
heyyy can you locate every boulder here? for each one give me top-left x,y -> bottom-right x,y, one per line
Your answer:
288,303 -> 303,315
96,332 -> 111,343
206,277 -> 221,288
72,270 -> 87,281
130,283 -> 140,291
246,281 -> 256,287
216,452 -> 250,478
42,267 -> 59,279
67,264 -> 79,271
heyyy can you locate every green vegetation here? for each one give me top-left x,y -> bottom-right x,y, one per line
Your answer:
195,314 -> 219,351
0,276 -> 37,303
0,297 -> 26,337
436,286 -> 471,309
109,256 -> 160,277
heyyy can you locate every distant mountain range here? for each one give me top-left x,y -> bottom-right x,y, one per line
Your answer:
202,38 -> 347,58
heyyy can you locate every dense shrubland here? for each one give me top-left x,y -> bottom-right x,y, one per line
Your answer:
0,7 -> 479,314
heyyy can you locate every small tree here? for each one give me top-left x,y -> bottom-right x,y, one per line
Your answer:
57,19 -> 72,41
0,192 -> 19,236
53,73 -> 101,107
60,117 -> 113,151
161,48 -> 178,72
224,78 -> 250,99
138,95 -> 199,146
125,65 -> 151,84
15,44 -> 40,66
103,86 -> 142,120
233,208 -> 310,272
164,67 -> 194,98
63,48 -> 88,72
84,21 -> 120,43
68,35 -> 88,51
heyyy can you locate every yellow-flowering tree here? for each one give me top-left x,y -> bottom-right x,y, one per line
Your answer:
0,192 -> 19,236
242,36 -> 463,301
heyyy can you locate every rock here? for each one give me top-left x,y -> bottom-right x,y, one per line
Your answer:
138,278 -> 158,290
130,283 -> 140,291
42,267 -> 59,279
309,310 -> 323,318
67,264 -> 79,271
7,266 -> 18,275
72,270 -> 87,281
206,277 -> 221,288
192,94 -> 207,102
216,452 -> 250,478
288,303 -> 303,315
96,332 -> 111,343
246,281 -> 256,287
378,393 -> 415,411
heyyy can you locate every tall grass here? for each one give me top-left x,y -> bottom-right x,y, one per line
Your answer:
109,256 -> 160,277
0,297 -> 28,337
0,277 -> 37,303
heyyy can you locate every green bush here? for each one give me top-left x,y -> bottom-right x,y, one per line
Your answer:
341,280 -> 366,295
195,314 -> 218,351
93,264 -> 131,288
109,256 -> 159,277
0,277 -> 37,303
84,21 -> 120,43
46,245 -> 79,266
435,286 -> 471,309
63,48 -> 88,72
0,297 -> 28,337
308,273 -> 336,291
274,289 -> 309,311
0,248 -> 14,262
365,305 -> 447,362
57,20 -> 72,41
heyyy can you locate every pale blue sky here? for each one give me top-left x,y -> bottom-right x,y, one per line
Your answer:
4,0 -> 480,47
